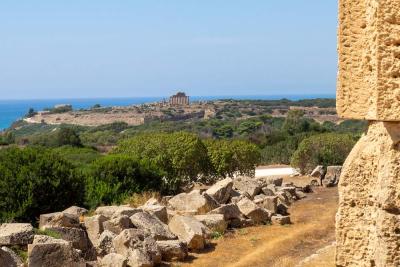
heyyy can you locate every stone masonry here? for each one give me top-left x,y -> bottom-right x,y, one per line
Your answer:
336,0 -> 400,266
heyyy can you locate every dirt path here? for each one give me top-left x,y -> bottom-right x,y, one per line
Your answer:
179,187 -> 338,267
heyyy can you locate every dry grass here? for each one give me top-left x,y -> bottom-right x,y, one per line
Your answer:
179,179 -> 338,267
299,244 -> 335,267
125,191 -> 161,207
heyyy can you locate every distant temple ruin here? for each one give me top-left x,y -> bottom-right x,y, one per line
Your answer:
169,92 -> 190,106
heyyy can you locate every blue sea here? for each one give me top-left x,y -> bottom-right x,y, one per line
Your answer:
0,94 -> 335,130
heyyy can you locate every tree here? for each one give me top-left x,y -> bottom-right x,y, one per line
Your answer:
237,120 -> 263,136
204,139 -> 260,178
213,124 -> 234,138
56,127 -> 82,147
0,132 -> 15,145
0,147 -> 84,223
85,155 -> 163,208
26,108 -> 37,118
282,110 -> 308,135
291,133 -> 357,174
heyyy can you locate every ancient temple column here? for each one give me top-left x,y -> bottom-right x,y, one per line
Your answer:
336,0 -> 400,266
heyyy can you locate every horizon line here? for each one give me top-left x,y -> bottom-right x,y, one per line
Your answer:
0,93 -> 336,102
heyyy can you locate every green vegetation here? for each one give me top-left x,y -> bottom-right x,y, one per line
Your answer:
45,105 -> 73,114
205,139 -> 260,178
85,155 -> 164,209
291,133 -> 358,173
52,146 -> 101,169
0,98 -> 367,223
115,132 -> 210,191
0,131 -> 15,145
29,127 -> 83,147
211,231 -> 224,240
0,147 -> 84,223
26,108 -> 37,118
34,228 -> 62,239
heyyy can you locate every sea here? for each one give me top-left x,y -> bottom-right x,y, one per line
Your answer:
0,94 -> 335,130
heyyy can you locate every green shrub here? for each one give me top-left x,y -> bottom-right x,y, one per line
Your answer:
290,133 -> 358,174
261,132 -> 312,165
115,132 -> 210,192
85,155 -> 164,209
0,132 -> 15,145
52,146 -> 101,169
30,127 -> 82,147
204,139 -> 260,178
80,130 -> 121,146
0,147 -> 84,223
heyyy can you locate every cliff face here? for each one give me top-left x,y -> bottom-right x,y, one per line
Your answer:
336,122 -> 400,267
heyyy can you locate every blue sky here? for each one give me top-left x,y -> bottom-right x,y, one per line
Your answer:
0,1 -> 338,99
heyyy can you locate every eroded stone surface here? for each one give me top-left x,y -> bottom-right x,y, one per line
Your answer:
336,122 -> 400,267
0,223 -> 34,245
337,0 -> 400,121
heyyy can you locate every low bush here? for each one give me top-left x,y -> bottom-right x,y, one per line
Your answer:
290,133 -> 357,174
0,147 -> 85,223
205,139 -> 260,178
115,132 -> 210,192
84,155 -> 164,209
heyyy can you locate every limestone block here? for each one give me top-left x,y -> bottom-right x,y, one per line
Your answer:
194,214 -> 227,233
168,215 -> 209,250
336,122 -> 400,267
95,206 -> 141,218
0,223 -> 34,245
84,215 -> 108,246
130,212 -> 176,241
0,246 -> 23,267
103,215 -> 133,235
99,253 -> 127,267
236,198 -> 270,224
28,235 -> 84,267
168,190 -> 219,215
156,240 -> 188,261
337,0 -> 400,120
205,178 -> 233,204
113,229 -> 161,267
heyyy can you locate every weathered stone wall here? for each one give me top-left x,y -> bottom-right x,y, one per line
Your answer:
336,0 -> 400,266
336,122 -> 400,267
337,0 -> 400,121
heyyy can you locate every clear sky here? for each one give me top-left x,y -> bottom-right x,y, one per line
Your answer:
0,1 -> 338,99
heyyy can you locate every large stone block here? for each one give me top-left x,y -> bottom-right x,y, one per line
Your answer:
113,229 -> 161,267
205,178 -> 233,204
130,212 -> 176,241
337,0 -> 400,120
28,235 -> 84,267
336,122 -> 400,267
0,223 -> 34,246
168,190 -> 219,215
168,215 -> 209,250
0,246 -> 23,267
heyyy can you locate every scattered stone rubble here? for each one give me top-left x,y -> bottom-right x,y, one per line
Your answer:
0,175 -> 319,266
310,165 -> 342,187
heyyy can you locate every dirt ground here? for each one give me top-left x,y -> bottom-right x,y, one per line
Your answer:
176,179 -> 338,267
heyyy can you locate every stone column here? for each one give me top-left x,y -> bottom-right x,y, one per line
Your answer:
336,1 -> 400,266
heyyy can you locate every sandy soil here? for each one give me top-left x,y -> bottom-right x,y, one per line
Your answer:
175,182 -> 338,267
298,244 -> 335,267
